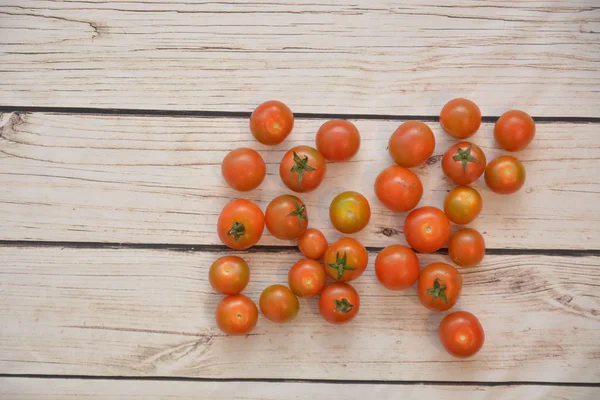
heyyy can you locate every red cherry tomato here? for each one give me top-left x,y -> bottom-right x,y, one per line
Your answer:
319,282 -> 360,324
375,245 -> 420,290
316,120 -> 361,161
388,121 -> 436,167
265,194 -> 308,240
404,207 -> 451,253
439,311 -> 485,358
374,165 -> 423,212
259,284 -> 299,323
288,259 -> 327,298
221,148 -> 266,192
448,228 -> 486,267
440,98 -> 481,139
442,142 -> 487,185
329,191 -> 371,234
209,255 -> 250,295
323,238 -> 368,282
417,263 -> 462,312
298,228 -> 328,260
215,294 -> 258,335
444,186 -> 483,225
484,156 -> 526,194
250,100 -> 294,145
279,146 -> 326,193
217,199 -> 265,250
494,110 -> 535,151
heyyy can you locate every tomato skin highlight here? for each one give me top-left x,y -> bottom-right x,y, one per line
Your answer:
279,145 -> 326,193
440,98 -> 481,139
259,284 -> 299,323
448,228 -> 486,267
388,121 -> 436,168
319,282 -> 360,324
442,142 -> 487,185
329,191 -> 371,234
444,186 -> 483,225
209,256 -> 250,295
485,156 -> 526,194
316,120 -> 361,161
324,237 -> 368,282
374,166 -> 423,212
494,110 -> 535,151
404,207 -> 451,253
215,294 -> 258,335
298,228 -> 328,260
221,148 -> 266,192
418,263 -> 462,312
288,259 -> 327,298
375,245 -> 420,290
265,194 -> 308,240
250,100 -> 294,145
439,311 -> 485,358
217,199 -> 265,250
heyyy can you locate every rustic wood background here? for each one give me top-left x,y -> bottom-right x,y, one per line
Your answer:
1,1 -> 599,398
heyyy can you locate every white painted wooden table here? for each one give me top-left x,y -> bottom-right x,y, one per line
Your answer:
1,1 -> 599,399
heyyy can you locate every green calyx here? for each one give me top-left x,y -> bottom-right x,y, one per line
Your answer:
453,145 -> 480,172
287,198 -> 308,227
227,221 -> 246,241
327,251 -> 357,280
334,298 -> 354,313
290,151 -> 316,188
426,277 -> 448,304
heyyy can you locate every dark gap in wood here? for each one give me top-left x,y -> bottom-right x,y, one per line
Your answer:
0,373 -> 599,387
0,240 -> 598,257
1,106 -> 599,123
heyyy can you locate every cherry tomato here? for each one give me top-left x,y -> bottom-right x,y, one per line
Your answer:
279,145 -> 326,193
250,100 -> 294,145
374,165 -> 423,212
209,256 -> 250,295
259,284 -> 299,323
217,199 -> 265,250
448,228 -> 485,267
298,228 -> 328,260
288,259 -> 326,298
444,186 -> 483,225
316,120 -> 361,161
442,142 -> 487,185
494,110 -> 535,151
388,121 -> 436,167
439,98 -> 481,139
375,245 -> 420,290
221,148 -> 266,192
418,262 -> 462,312
215,294 -> 258,335
404,207 -> 451,253
319,282 -> 360,324
439,311 -> 485,358
265,195 -> 308,240
324,238 -> 368,282
484,155 -> 526,194
329,191 -> 371,234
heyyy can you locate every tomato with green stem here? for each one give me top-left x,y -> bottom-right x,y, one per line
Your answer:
374,165 -> 423,212
448,228 -> 485,267
323,238 -> 368,282
217,199 -> 265,250
329,191 -> 371,234
485,155 -> 526,194
439,311 -> 485,358
388,120 -> 436,168
215,294 -> 258,335
404,206 -> 451,253
316,119 -> 361,161
265,194 -> 308,240
444,186 -> 483,225
288,259 -> 327,298
417,263 -> 462,312
250,100 -> 294,145
442,142 -> 487,185
209,255 -> 250,295
298,228 -> 328,260
494,110 -> 535,151
279,146 -> 326,193
319,282 -> 360,324
440,98 -> 481,139
259,284 -> 299,323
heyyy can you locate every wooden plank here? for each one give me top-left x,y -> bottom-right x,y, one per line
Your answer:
0,1 -> 598,116
0,378 -> 597,400
1,246 -> 598,382
0,112 -> 598,249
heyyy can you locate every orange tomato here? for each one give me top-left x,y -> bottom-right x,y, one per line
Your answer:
484,156 -> 526,194
375,245 -> 420,290
374,165 -> 423,212
442,142 -> 487,185
265,194 -> 308,240
279,145 -> 326,193
250,100 -> 294,145
298,228 -> 328,260
288,259 -> 327,298
215,294 -> 258,335
319,282 -> 360,324
404,207 -> 451,253
329,191 -> 371,234
221,148 -> 266,192
439,311 -> 485,358
448,228 -> 485,267
444,186 -> 483,225
217,199 -> 265,250
440,98 -> 481,139
259,284 -> 299,323
316,120 -> 361,161
494,110 -> 535,151
323,237 -> 368,282
388,121 -> 436,167
417,263 -> 462,312
209,255 -> 250,295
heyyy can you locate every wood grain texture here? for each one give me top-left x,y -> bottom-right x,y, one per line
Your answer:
1,1 -> 599,116
1,112 -> 598,249
1,246 -> 598,381
1,378 -> 597,400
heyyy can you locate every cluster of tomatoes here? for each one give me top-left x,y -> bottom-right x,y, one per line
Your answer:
211,98 -> 535,358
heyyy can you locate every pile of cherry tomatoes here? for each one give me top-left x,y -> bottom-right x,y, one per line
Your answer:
211,99 -> 535,358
